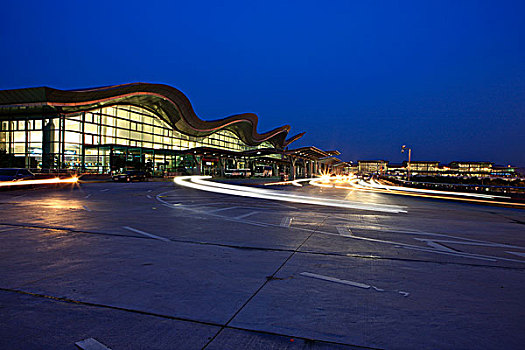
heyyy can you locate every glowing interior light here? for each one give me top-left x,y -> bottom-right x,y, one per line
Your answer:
174,176 -> 407,213
0,176 -> 78,188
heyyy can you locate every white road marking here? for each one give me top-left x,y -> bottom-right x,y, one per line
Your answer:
401,245 -> 497,261
336,225 -> 353,237
75,337 -> 112,350
122,226 -> 170,242
0,227 -> 17,233
280,216 -> 293,227
413,238 -> 524,249
12,194 -> 27,199
156,189 -> 525,264
146,195 -> 152,199
300,272 -> 370,289
84,193 -> 92,199
160,195 -> 218,199
300,272 -> 410,297
506,251 -> 525,258
231,219 -> 269,227
347,224 -> 490,243
82,205 -> 92,212
328,227 -> 525,263
207,206 -> 240,213
234,211 -> 259,219
425,241 -> 458,253
100,189 -> 109,192
147,189 -> 153,192
175,204 -> 211,209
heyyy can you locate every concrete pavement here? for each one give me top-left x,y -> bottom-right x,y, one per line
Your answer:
1,180 -> 524,349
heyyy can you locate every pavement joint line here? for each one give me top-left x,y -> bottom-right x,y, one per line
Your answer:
0,222 -> 152,240
202,215 -> 330,349
122,226 -> 170,242
2,221 -> 524,270
0,287 -> 374,350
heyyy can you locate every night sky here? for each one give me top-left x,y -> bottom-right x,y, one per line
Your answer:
1,1 -> 524,165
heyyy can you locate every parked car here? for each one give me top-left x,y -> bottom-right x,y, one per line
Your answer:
112,170 -> 147,182
0,168 -> 35,181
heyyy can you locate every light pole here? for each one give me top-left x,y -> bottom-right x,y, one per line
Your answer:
401,145 -> 411,181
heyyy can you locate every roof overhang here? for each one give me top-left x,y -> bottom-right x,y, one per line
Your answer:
285,146 -> 339,160
0,83 -> 291,149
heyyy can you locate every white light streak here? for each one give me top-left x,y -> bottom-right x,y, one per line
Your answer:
173,176 -> 406,213
267,175 -> 523,207
358,179 -> 509,199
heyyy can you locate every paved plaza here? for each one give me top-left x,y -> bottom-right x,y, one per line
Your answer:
1,180 -> 524,349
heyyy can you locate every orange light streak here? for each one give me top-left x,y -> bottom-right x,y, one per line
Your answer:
0,176 -> 78,187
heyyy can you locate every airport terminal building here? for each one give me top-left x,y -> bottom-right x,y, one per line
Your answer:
0,83 -> 313,176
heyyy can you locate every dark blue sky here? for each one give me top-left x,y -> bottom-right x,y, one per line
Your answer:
1,1 -> 524,165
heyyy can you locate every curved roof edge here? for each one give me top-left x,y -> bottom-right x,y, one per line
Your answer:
0,82 -> 298,149
284,132 -> 306,147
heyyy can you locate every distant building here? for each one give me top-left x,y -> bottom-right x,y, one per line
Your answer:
358,160 -> 388,174
491,165 -> 518,177
403,161 -> 441,176
385,163 -> 405,176
448,161 -> 493,177
381,160 -> 518,179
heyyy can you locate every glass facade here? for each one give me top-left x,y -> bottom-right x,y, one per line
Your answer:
0,104 -> 280,174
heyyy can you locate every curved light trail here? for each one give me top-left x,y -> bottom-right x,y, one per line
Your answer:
360,178 -> 509,199
174,176 -> 407,213
265,175 -> 524,207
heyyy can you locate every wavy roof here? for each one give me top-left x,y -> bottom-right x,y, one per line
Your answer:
0,82 -> 303,149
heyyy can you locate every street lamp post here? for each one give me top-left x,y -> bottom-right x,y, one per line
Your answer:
401,145 -> 411,181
